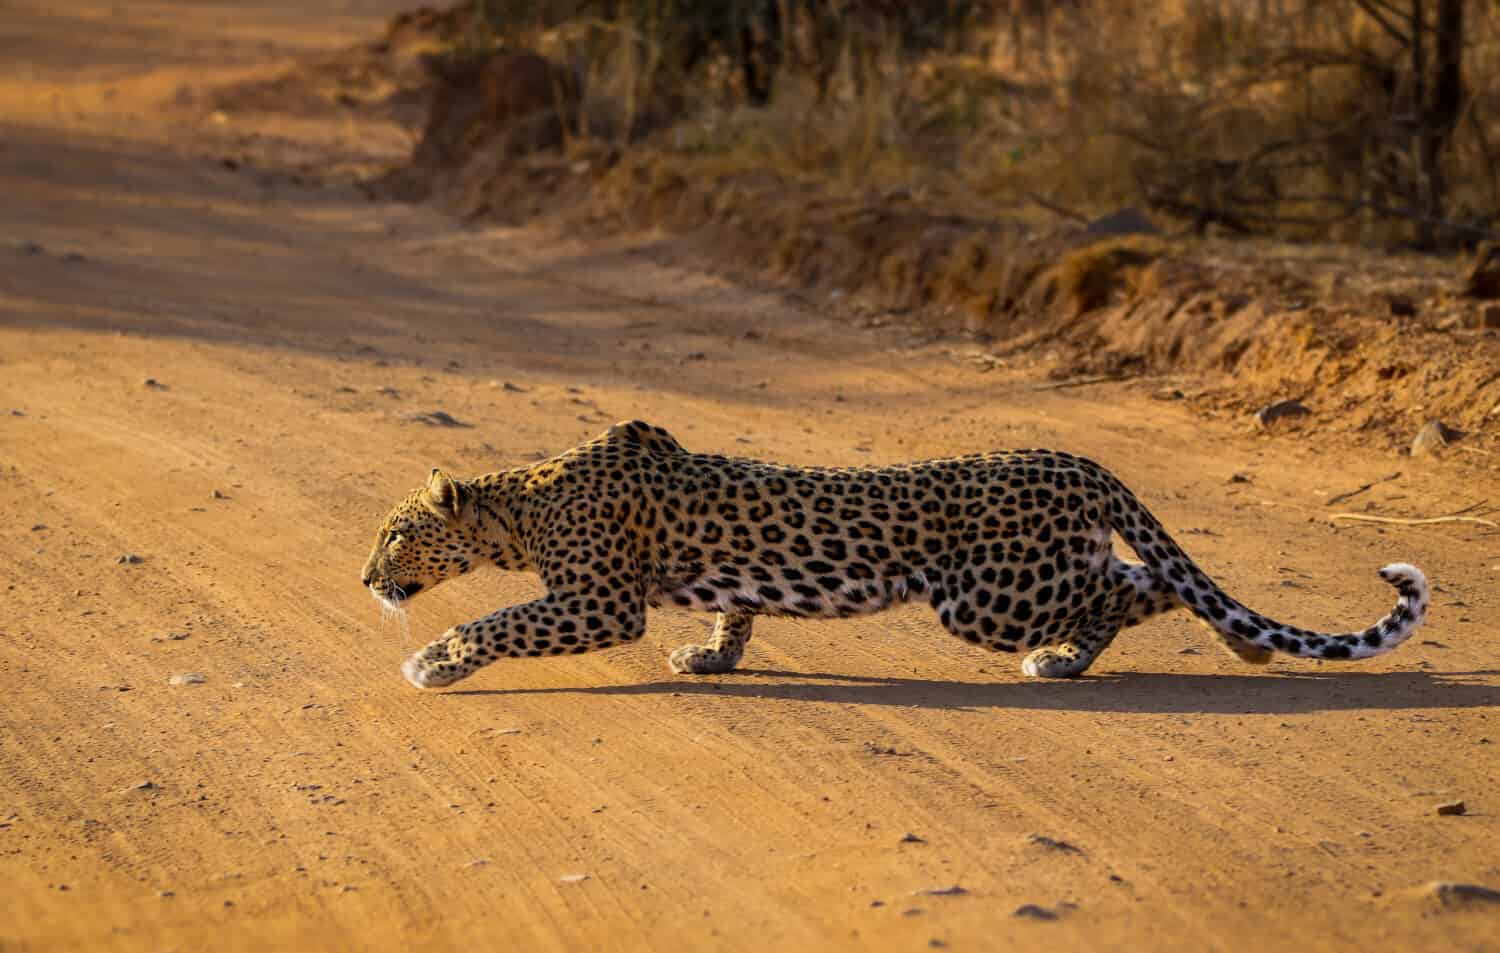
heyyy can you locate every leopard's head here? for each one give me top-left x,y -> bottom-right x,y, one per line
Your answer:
362,469 -> 483,608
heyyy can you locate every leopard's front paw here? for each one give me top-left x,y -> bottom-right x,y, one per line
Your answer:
669,644 -> 740,675
401,630 -> 471,689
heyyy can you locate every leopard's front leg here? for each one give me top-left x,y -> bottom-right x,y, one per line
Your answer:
402,589 -> 646,689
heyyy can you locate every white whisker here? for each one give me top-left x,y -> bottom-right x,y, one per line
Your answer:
371,585 -> 411,659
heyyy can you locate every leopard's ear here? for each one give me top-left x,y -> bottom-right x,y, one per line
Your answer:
424,468 -> 468,520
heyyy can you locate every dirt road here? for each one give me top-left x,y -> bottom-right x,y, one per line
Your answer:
2,4 -> 1497,951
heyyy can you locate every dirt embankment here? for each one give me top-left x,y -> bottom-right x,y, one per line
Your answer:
208,6 -> 1500,455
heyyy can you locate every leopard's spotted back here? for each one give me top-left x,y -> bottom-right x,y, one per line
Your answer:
363,420 -> 1429,689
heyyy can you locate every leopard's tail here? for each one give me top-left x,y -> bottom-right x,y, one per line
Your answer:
1098,467 -> 1429,662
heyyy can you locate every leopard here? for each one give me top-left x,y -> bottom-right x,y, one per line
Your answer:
361,420 -> 1429,690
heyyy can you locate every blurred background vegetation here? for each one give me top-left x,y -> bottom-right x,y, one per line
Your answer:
418,0 -> 1497,248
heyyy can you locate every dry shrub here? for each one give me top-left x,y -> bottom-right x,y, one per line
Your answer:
1043,237 -> 1169,316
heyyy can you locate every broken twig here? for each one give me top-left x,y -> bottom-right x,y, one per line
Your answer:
1329,513 -> 1498,529
1031,374 -> 1139,392
1325,472 -> 1402,507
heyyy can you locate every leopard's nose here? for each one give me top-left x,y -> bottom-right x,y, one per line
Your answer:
361,570 -> 373,587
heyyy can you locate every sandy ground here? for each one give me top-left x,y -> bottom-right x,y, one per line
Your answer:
2,3 -> 1498,951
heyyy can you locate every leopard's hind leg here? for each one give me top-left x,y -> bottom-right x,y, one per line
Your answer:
1021,558 -> 1185,678
1112,560 -> 1273,664
1021,566 -> 1135,678
670,612 -> 754,674
1018,559 -> 1269,677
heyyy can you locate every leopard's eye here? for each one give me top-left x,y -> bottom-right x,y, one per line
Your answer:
388,532 -> 403,547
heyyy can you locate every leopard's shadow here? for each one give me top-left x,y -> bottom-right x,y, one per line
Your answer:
448,668 -> 1500,715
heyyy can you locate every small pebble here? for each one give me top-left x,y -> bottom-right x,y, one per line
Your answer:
211,489 -> 227,500
1435,801 -> 1466,816
1025,833 -> 1082,854
117,554 -> 144,565
920,885 -> 968,897
1417,881 -> 1500,906
559,873 -> 589,883
169,673 -> 206,686
1411,420 -> 1463,457
1254,399 -> 1310,429
899,832 -> 925,844
1013,904 -> 1058,921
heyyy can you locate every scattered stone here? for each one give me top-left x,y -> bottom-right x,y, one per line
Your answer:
1085,206 -> 1159,237
499,381 -> 527,392
18,240 -> 44,255
10,409 -> 23,416
1254,399 -> 1310,430
1025,833 -> 1082,854
210,489 -> 227,500
920,885 -> 968,897
1387,294 -> 1418,317
928,940 -> 947,949
1414,881 -> 1500,907
30,524 -> 45,531
1152,387 -> 1186,401
899,832 -> 925,844
158,890 -> 175,898
1013,904 -> 1059,921
1435,800 -> 1467,816
127,780 -> 157,792
169,673 -> 206,686
1410,420 -> 1463,456
1178,647 -> 1201,655
142,378 -> 166,389
1228,472 -> 1252,484
377,386 -> 400,398
117,554 -> 144,565
869,899 -> 885,908
1458,241 -> 1500,300
558,873 -> 589,884
404,410 -> 471,428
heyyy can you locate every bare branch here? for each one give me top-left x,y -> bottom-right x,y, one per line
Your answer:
1351,0 -> 1413,46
